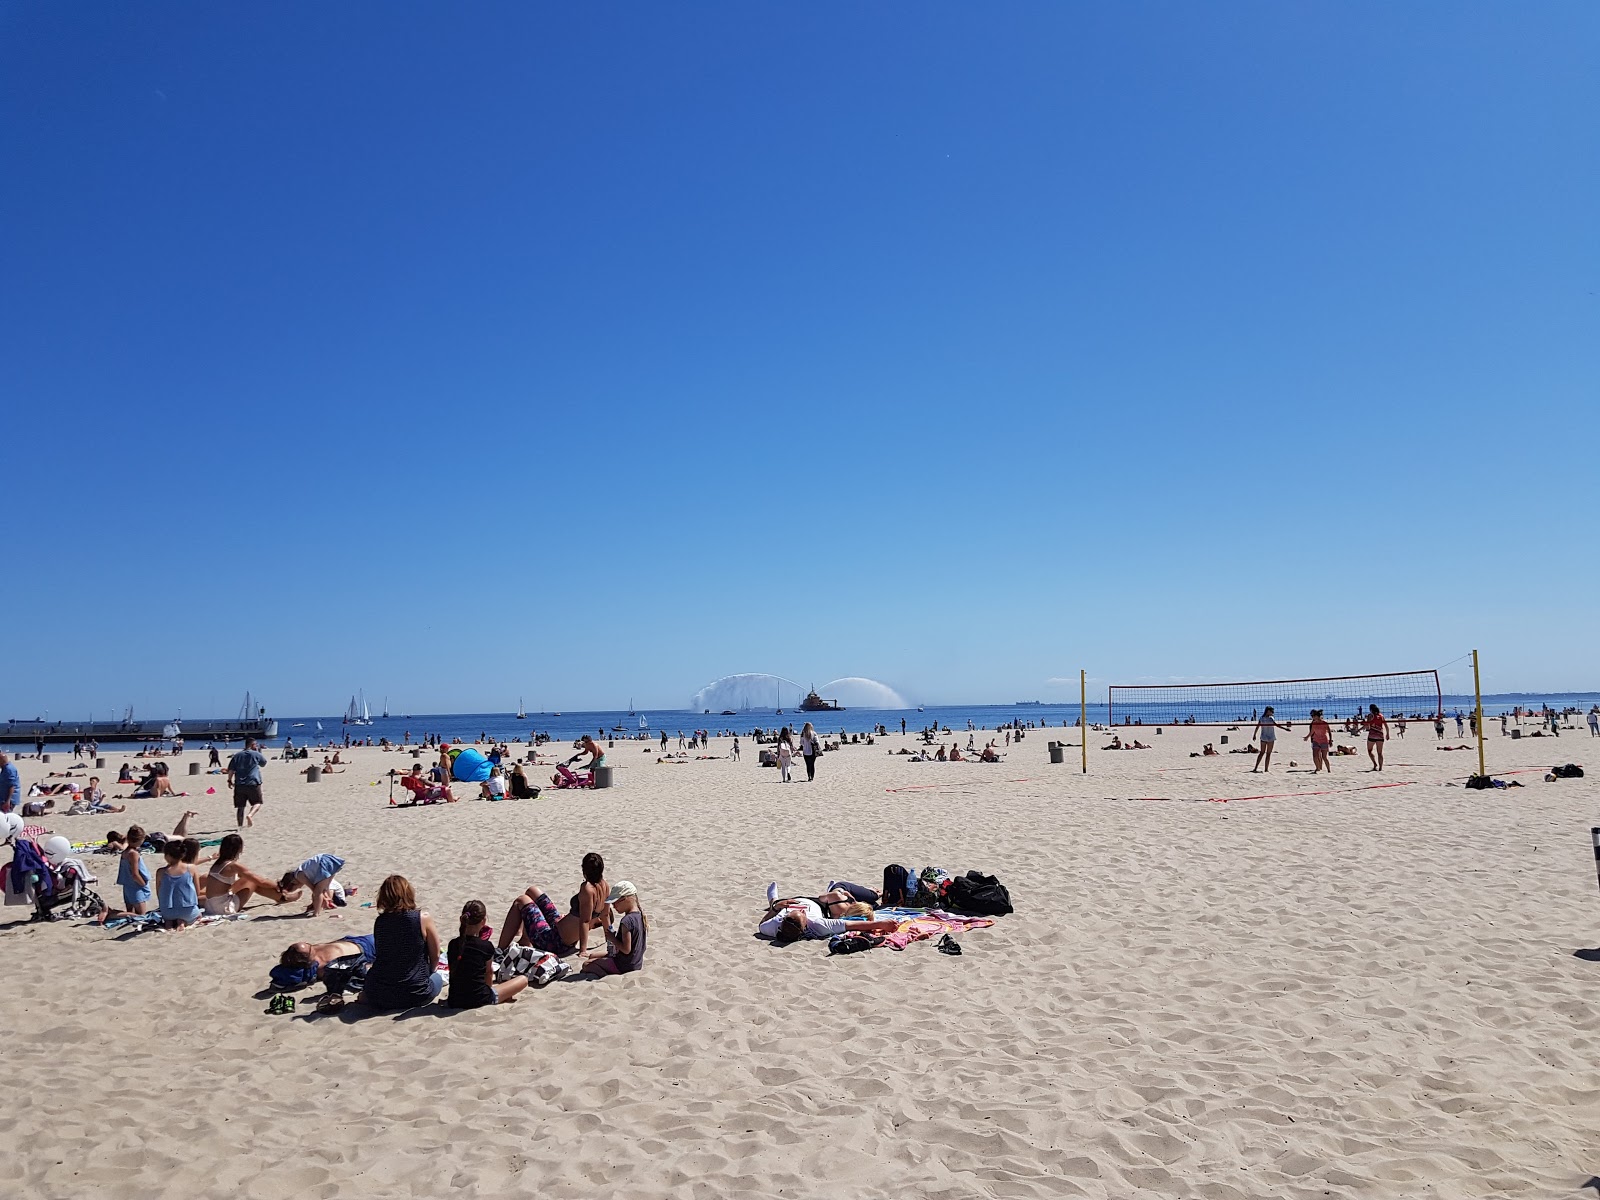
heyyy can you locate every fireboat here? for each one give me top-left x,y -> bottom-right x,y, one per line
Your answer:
798,687 -> 843,713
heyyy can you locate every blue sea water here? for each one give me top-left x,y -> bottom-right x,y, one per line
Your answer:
264,692 -> 1600,748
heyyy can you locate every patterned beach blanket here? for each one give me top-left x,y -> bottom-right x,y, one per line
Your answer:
879,909 -> 995,951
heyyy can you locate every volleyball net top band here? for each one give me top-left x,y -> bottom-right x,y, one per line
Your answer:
1107,670 -> 1444,727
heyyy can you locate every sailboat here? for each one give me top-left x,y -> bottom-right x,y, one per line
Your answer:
516,698 -> 526,720
639,713 -> 649,730
627,698 -> 636,716
382,697 -> 390,719
345,692 -> 373,726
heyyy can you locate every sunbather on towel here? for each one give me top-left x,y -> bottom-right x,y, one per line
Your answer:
758,893 -> 899,944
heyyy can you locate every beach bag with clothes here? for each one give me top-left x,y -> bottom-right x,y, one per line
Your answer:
916,867 -> 952,907
1551,763 -> 1585,779
946,871 -> 1013,916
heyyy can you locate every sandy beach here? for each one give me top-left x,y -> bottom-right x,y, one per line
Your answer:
2,724 -> 1597,1199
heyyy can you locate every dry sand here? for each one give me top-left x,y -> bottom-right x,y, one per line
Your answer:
2,722 -> 1597,1199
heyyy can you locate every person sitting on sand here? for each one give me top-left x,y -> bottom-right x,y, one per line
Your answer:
580,882 -> 649,977
935,744 -> 948,761
949,745 -> 965,761
278,853 -> 348,917
155,840 -> 202,929
480,765 -> 508,801
65,777 -> 124,816
448,900 -> 529,1008
358,874 -> 443,1011
113,824 -> 153,916
205,834 -> 301,914
1103,735 -> 1124,750
497,852 -> 610,959
980,743 -> 1001,763
117,763 -> 135,784
509,763 -> 537,799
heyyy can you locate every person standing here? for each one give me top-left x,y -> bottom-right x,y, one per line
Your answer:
777,730 -> 794,783
799,722 -> 821,782
1365,705 -> 1388,771
1304,709 -> 1332,774
1588,706 -> 1599,737
0,751 -> 19,815
208,744 -> 221,769
227,738 -> 268,828
1250,707 -> 1286,773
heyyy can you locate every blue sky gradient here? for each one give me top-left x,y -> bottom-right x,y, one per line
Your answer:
2,3 -> 1596,716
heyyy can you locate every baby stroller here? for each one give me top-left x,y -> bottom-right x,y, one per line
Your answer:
4,836 -> 106,922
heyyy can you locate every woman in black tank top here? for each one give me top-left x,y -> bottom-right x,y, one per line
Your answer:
359,875 -> 442,1010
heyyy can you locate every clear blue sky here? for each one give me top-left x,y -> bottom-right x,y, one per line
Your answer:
3,3 -> 1596,717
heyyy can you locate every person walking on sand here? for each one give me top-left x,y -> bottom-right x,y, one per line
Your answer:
227,739 -> 267,828
1365,704 -> 1388,771
1250,707 -> 1287,772
777,732 -> 794,783
799,722 -> 821,782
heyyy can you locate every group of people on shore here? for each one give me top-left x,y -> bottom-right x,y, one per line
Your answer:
277,852 -> 647,1012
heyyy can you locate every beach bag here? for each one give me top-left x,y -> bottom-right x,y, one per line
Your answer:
946,871 -> 1013,916
881,864 -> 913,906
828,932 -> 883,955
916,867 -> 951,907
1551,763 -> 1584,779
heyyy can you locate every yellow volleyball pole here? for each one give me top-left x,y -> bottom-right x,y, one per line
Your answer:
1472,649 -> 1486,779
1080,669 -> 1088,774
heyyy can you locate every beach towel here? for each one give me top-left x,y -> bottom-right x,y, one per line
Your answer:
880,910 -> 995,951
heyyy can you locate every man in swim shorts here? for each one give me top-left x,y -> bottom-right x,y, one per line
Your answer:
227,739 -> 268,828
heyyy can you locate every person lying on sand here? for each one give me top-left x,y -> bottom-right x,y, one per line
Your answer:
278,933 -> 376,980
758,892 -> 900,943
497,852 -> 610,958
763,878 -> 882,916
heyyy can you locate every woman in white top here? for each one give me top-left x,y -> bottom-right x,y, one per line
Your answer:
1251,706 -> 1289,773
798,723 -> 821,782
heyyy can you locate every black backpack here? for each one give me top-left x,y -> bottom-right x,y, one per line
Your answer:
1551,763 -> 1585,779
946,871 -> 1013,916
881,864 -> 912,906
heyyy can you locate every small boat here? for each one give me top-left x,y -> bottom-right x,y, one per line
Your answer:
638,714 -> 649,730
382,697 -> 390,718
720,710 -> 737,716
627,698 -> 636,716
516,697 -> 526,720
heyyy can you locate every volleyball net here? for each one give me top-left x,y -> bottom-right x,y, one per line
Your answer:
1106,670 -> 1443,727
